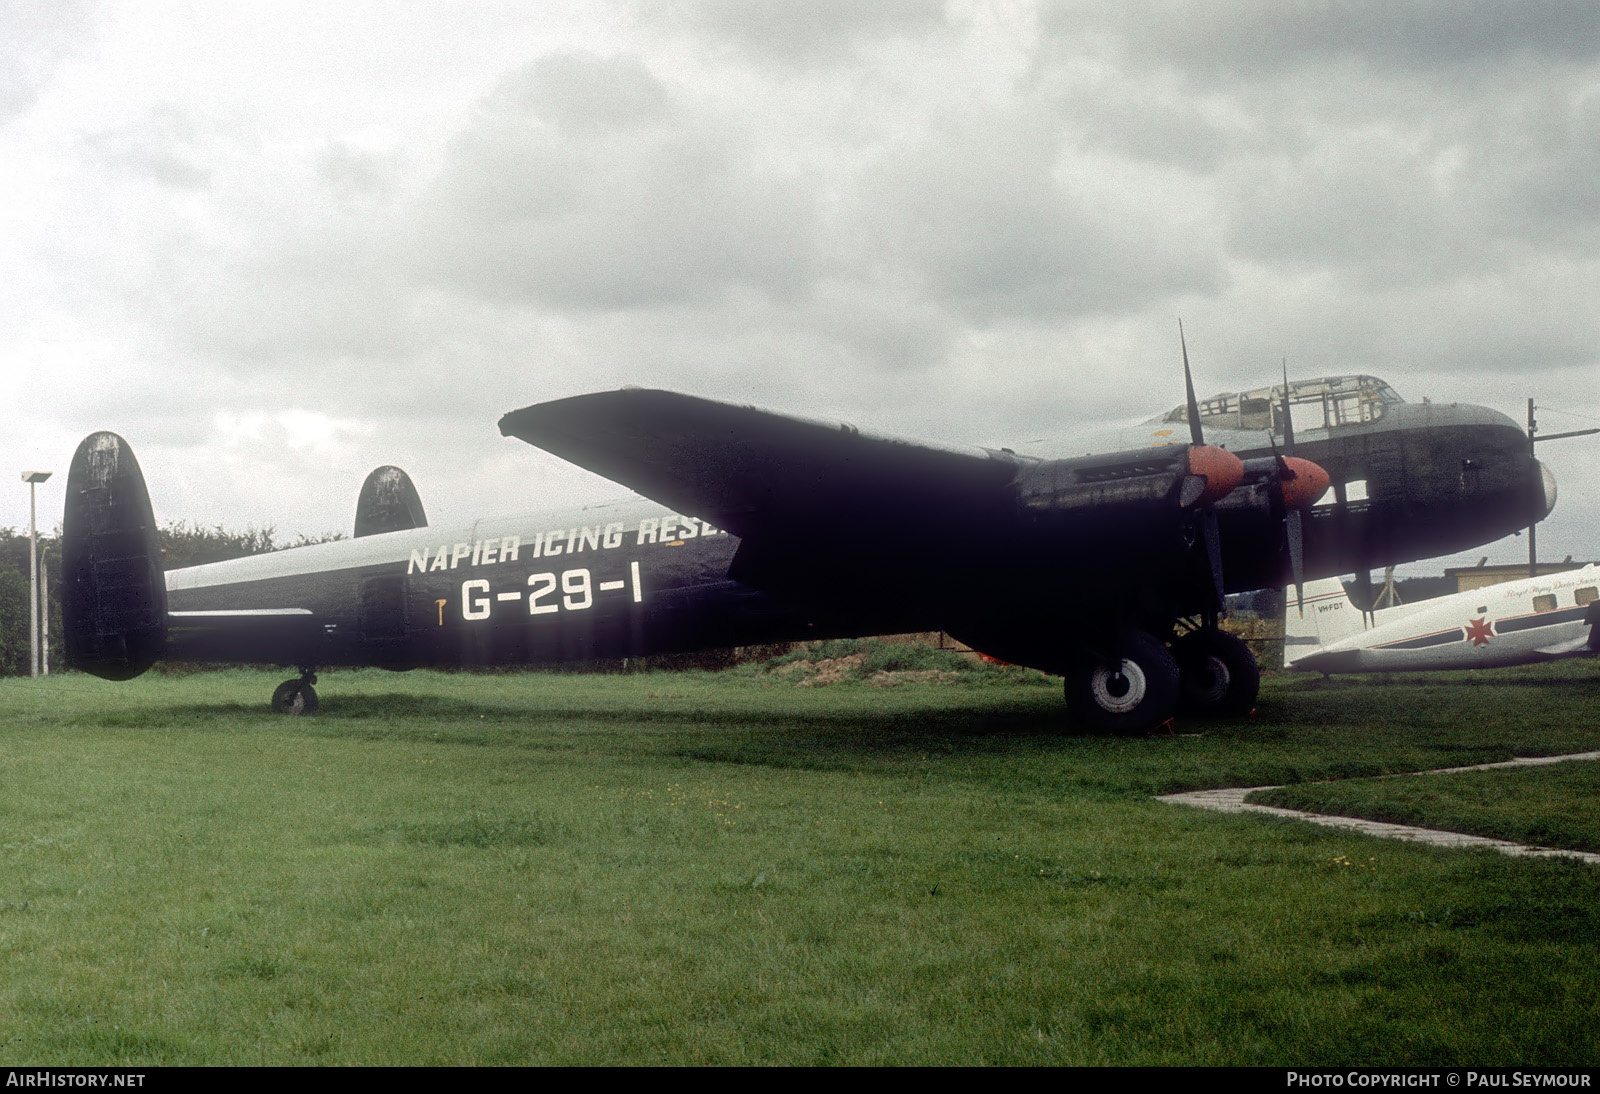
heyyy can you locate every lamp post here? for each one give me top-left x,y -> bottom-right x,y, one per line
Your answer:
40,549 -> 50,675
22,471 -> 52,678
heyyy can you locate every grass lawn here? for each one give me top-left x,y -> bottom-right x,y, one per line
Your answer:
1,660 -> 1598,1065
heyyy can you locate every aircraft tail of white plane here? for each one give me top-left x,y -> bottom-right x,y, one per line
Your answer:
1282,577 -> 1366,667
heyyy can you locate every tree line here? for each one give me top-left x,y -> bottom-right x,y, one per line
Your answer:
0,523 -> 341,675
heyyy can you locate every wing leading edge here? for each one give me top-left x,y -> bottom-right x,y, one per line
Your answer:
498,388 -> 1022,542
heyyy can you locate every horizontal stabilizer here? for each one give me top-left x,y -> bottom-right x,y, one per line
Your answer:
164,609 -> 322,665
1533,635 -> 1593,658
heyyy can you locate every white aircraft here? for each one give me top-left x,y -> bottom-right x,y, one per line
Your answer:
1285,566 -> 1600,674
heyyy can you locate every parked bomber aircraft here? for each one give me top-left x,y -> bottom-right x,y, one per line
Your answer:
1286,567 -> 1600,675
62,369 -> 1556,733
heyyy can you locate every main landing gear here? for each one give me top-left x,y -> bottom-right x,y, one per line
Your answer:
1063,631 -> 1179,735
1063,629 -> 1258,735
270,668 -> 319,715
1173,629 -> 1260,718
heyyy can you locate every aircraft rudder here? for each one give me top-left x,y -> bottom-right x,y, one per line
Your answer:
353,465 -> 428,538
1283,576 -> 1363,667
61,431 -> 168,680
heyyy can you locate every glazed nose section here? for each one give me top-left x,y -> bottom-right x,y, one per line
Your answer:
1538,459 -> 1557,520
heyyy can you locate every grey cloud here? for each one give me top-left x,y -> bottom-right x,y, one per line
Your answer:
855,120 -> 1222,321
1199,263 -> 1599,392
1455,87 -> 1600,253
408,52 -> 817,310
1385,272 -> 1599,378
173,205 -> 426,387
634,0 -> 949,64
78,105 -> 214,189
0,0 -> 94,123
316,142 -> 403,202
1212,88 -> 1600,284
1027,1 -> 1600,360
800,285 -> 955,374
1043,0 -> 1600,77
1048,83 -> 1244,172
187,257 -> 413,367
1221,132 -> 1480,280
496,50 -> 671,133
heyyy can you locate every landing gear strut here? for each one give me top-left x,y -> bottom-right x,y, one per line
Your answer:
1063,631 -> 1179,735
270,668 -> 319,715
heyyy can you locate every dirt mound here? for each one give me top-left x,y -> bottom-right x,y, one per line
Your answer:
775,655 -> 964,687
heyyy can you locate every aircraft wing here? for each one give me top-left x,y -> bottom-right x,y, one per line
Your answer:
498,388 -> 1022,541
500,387 -> 1236,624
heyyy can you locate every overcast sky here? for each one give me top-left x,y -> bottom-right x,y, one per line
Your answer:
5,1 -> 1598,574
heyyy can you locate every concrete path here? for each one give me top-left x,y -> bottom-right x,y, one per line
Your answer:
1157,751 -> 1600,864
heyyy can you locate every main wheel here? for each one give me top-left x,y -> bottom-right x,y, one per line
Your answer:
271,679 -> 320,715
1063,631 -> 1180,735
1173,630 -> 1259,717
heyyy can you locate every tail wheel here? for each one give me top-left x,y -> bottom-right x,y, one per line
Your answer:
1174,630 -> 1259,717
271,679 -> 320,715
1064,631 -> 1179,735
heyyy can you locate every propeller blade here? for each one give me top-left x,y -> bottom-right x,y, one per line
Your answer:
1181,319 -> 1203,446
1180,321 -> 1225,614
1277,363 -> 1319,617
1175,322 -> 1242,619
1287,508 -> 1305,616
1280,357 -> 1295,454
1356,568 -> 1375,617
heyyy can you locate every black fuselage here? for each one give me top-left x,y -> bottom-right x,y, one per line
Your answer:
65,382 -> 1553,683
159,398 -> 1550,675
163,504 -> 824,669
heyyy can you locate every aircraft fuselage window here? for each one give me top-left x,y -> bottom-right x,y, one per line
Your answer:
1315,477 -> 1367,508
1236,397 -> 1272,430
1330,393 -> 1372,426
1575,586 -> 1598,607
1533,594 -> 1557,613
1288,398 -> 1323,439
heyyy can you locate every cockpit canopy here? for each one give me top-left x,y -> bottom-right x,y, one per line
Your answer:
1158,374 -> 1404,435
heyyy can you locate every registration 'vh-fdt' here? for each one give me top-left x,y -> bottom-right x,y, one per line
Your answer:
63,363 -> 1556,734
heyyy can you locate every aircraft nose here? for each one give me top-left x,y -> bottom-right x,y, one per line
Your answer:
1538,459 -> 1557,519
